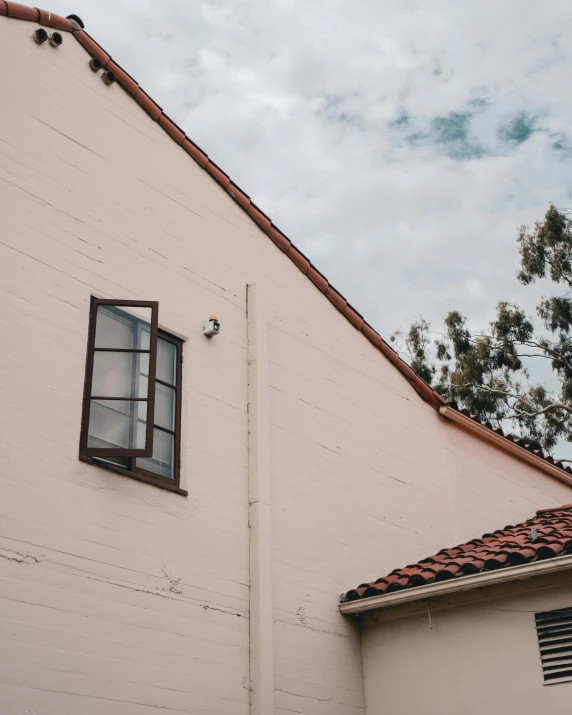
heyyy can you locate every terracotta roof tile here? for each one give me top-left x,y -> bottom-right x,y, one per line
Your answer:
247,205 -> 271,232
134,87 -> 163,121
5,5 -> 571,481
37,9 -> 72,32
107,60 -> 138,96
182,138 -> 208,169
325,286 -> 347,313
74,30 -> 110,66
538,503 -> 572,515
5,2 -> 38,21
157,114 -> 186,145
229,184 -> 252,210
344,505 -> 572,602
345,305 -> 365,331
267,225 -> 290,253
288,250 -> 311,275
308,266 -> 328,293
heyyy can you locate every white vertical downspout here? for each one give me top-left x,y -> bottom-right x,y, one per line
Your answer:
247,283 -> 274,714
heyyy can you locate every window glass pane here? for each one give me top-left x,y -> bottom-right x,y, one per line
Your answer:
137,400 -> 147,422
139,352 -> 149,377
92,352 -> 148,399
137,352 -> 150,417
141,327 -> 151,351
136,429 -> 174,479
137,418 -> 147,450
88,400 -> 145,449
155,383 -> 175,431
139,374 -> 148,401
157,339 -> 176,385
94,306 -> 151,349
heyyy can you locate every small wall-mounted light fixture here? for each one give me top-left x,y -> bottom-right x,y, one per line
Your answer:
33,28 -> 48,44
102,70 -> 116,86
89,58 -> 103,72
49,32 -> 63,48
203,316 -> 221,338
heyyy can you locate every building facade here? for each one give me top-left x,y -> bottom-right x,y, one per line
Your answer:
345,506 -> 572,714
1,7 -> 572,714
362,570 -> 572,715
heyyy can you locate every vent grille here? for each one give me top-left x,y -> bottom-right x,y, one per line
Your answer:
535,607 -> 572,685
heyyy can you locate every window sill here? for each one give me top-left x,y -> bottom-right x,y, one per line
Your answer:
79,454 -> 188,496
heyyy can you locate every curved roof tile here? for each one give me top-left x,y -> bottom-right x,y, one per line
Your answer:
344,505 -> 572,602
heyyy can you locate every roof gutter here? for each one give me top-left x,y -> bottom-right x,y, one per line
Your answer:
438,405 -> 572,488
339,553 -> 572,615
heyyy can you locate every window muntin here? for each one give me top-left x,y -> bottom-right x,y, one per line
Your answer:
80,299 -> 184,493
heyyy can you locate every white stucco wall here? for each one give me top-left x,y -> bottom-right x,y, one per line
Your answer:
1,14 -> 572,715
361,571 -> 572,715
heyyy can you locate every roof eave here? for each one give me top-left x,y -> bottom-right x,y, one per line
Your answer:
339,552 -> 572,616
439,405 -> 572,487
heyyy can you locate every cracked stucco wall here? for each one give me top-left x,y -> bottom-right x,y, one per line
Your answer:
1,14 -> 572,715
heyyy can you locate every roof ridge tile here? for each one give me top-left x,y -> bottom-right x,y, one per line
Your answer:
537,504 -> 572,515
5,2 -> 38,21
36,8 -> 72,31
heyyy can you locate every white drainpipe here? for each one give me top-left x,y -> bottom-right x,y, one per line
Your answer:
247,283 -> 274,714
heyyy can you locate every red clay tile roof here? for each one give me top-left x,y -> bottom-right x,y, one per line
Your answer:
344,504 -> 572,602
3,3 -> 572,482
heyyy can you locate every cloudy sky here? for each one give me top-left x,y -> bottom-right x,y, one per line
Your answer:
53,1 -> 572,387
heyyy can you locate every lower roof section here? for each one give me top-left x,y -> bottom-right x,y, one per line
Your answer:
341,504 -> 572,613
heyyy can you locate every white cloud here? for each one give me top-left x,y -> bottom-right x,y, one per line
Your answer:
51,0 -> 572,450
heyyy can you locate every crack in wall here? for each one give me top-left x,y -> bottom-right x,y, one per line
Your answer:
0,548 -> 44,564
276,688 -> 332,703
161,568 -> 183,595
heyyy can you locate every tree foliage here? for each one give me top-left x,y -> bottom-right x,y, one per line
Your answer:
391,204 -> 572,455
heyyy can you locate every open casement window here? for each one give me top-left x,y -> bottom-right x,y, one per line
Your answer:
81,299 -> 159,458
80,299 -> 185,495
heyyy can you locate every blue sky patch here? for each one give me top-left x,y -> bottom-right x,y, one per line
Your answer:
498,112 -> 538,145
391,109 -> 484,160
322,95 -> 363,128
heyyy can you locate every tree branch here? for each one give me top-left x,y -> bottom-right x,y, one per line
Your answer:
465,384 -> 572,418
546,257 -> 572,289
520,340 -> 572,371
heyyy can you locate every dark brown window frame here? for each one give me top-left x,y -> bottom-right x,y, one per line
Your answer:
80,298 -> 159,458
79,300 -> 186,496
